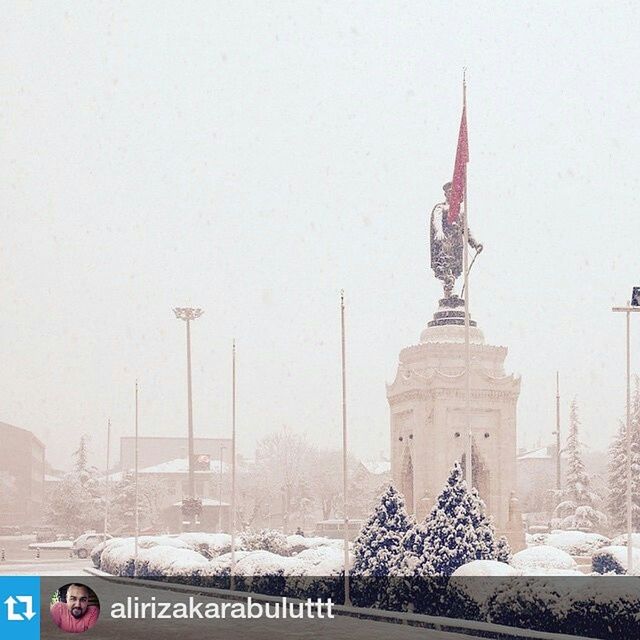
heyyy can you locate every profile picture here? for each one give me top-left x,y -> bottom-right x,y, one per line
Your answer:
50,583 -> 100,633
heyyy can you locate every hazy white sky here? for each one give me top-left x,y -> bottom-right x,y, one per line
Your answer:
1,1 -> 638,470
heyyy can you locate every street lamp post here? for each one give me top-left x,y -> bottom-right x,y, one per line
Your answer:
612,290 -> 640,574
173,307 -> 204,526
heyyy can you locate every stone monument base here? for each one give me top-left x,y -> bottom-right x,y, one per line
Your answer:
388,300 -> 523,551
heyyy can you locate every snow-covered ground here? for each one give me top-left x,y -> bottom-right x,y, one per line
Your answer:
27,540 -> 73,550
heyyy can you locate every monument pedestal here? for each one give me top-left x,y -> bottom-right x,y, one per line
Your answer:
387,301 -> 524,550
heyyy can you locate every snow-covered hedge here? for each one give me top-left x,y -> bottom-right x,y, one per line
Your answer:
512,546 -> 577,573
529,531 -> 610,557
610,533 -> 640,548
484,578 -> 567,633
240,530 -> 289,556
562,579 -> 640,638
452,560 -> 519,577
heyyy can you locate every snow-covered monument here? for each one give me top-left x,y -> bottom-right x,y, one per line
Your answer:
387,181 -> 524,548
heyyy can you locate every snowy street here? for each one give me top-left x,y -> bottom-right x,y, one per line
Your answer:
0,556 -> 92,576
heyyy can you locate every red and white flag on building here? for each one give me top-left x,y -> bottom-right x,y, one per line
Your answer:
448,101 -> 468,224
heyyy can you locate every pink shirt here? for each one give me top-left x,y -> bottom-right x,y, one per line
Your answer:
51,602 -> 100,633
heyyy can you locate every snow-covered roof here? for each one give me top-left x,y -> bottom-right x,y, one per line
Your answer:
103,458 -> 229,481
517,447 -> 552,460
44,474 -> 63,482
361,459 -> 391,475
170,499 -> 229,507
140,458 -> 228,474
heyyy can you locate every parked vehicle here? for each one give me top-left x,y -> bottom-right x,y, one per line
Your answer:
72,533 -> 112,559
33,525 -> 57,542
313,519 -> 365,540
0,525 -> 22,536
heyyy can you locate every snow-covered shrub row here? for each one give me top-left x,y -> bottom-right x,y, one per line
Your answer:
527,531 -> 610,557
484,578 -> 568,632
240,529 -> 289,556
592,546 -> 640,576
95,530 -> 343,573
610,533 -> 640,548
511,546 -> 577,573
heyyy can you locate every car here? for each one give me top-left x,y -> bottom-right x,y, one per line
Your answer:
33,525 -> 57,543
313,519 -> 365,540
72,533 -> 112,559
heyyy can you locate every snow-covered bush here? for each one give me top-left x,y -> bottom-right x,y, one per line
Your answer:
611,533 -> 640,548
240,529 -> 289,556
100,541 -> 137,576
484,578 -> 566,633
563,578 -> 640,639
178,532 -> 232,558
592,546 -> 640,575
285,534 -> 343,555
91,540 -> 108,568
452,560 -> 519,577
539,530 -> 610,556
511,546 -> 577,573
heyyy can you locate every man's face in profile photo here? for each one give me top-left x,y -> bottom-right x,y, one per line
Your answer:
66,584 -> 90,619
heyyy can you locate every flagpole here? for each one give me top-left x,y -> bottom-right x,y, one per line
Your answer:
134,380 -> 139,577
103,418 -> 111,538
341,290 -> 350,606
230,340 -> 237,591
462,73 -> 472,491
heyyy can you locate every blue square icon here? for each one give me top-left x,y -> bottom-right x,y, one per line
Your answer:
0,577 -> 40,640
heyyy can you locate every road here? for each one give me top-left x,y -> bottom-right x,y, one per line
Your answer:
0,556 -> 91,575
0,535 -> 90,575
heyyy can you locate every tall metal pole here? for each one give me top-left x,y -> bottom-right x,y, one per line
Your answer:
230,340 -> 237,590
103,418 -> 111,538
341,291 -> 350,606
626,308 -> 632,574
173,307 -> 204,530
556,372 -> 561,491
134,381 -> 139,576
462,75 -> 472,490
612,299 -> 639,574
218,445 -> 226,533
186,318 -> 195,499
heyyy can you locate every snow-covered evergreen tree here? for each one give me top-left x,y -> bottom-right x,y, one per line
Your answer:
562,399 -> 597,507
607,376 -> 640,533
402,462 -> 497,577
46,434 -> 103,536
554,399 -> 606,530
351,484 -> 412,576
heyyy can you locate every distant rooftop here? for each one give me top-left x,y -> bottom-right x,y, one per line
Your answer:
362,459 -> 391,475
171,498 -> 229,507
105,457 -> 229,481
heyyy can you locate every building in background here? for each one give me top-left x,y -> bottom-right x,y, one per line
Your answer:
517,444 -> 565,518
118,436 -> 232,471
0,422 -> 45,529
106,457 -> 230,533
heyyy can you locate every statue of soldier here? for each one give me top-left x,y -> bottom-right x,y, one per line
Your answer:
430,181 -> 483,299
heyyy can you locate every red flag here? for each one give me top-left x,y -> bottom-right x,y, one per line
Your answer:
448,103 -> 468,224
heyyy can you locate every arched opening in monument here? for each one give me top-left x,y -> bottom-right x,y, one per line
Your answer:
400,451 -> 414,513
461,441 -> 490,506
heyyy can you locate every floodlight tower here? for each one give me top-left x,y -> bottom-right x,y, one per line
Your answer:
173,306 -> 204,500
